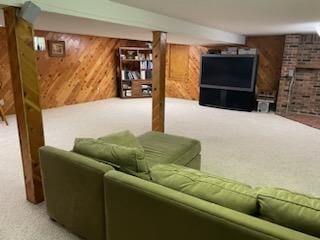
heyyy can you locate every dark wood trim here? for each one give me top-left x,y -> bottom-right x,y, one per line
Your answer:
152,31 -> 167,132
4,7 -> 45,204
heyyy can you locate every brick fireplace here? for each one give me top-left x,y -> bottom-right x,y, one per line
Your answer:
277,34 -> 320,116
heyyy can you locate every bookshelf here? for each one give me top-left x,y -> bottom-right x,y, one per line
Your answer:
117,47 -> 153,98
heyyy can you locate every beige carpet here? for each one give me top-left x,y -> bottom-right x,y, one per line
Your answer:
1,97 -> 320,240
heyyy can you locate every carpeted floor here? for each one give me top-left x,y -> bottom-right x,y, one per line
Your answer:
1,97 -> 319,240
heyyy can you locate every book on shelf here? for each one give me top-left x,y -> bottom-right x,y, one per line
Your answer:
122,70 -> 141,80
132,71 -> 141,80
140,61 -> 147,70
141,84 -> 152,89
123,90 -> 132,97
140,61 -> 153,70
121,70 -> 125,80
146,69 -> 152,79
146,53 -> 152,61
140,70 -> 146,80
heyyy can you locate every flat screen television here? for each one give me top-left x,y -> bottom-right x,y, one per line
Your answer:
200,55 -> 258,92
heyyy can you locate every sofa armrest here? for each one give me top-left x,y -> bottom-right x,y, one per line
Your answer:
104,170 -> 319,240
39,146 -> 114,240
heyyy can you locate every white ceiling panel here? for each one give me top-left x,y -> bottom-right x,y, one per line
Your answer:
112,0 -> 320,35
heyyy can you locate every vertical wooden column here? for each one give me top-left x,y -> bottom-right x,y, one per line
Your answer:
152,31 -> 167,132
4,7 -> 45,204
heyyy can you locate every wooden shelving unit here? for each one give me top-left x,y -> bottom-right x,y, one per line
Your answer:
117,47 -> 153,98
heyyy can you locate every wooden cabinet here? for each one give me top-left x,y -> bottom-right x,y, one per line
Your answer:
168,44 -> 190,81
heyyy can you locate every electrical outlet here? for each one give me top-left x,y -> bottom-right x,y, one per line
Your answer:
0,99 -> 4,106
288,69 -> 295,78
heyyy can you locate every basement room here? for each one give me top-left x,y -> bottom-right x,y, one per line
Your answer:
0,0 -> 319,240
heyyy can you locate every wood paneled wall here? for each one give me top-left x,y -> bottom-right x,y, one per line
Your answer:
166,44 -> 207,100
0,28 -> 147,114
246,36 -> 285,92
0,28 -> 207,114
0,28 -> 14,114
1,30 -> 285,114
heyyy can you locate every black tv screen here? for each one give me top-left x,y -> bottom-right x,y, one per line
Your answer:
200,55 -> 257,91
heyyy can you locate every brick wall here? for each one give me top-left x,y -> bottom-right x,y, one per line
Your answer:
277,34 -> 320,116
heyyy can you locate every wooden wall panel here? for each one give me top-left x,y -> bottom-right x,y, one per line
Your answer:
1,28 -> 207,115
36,31 -> 120,109
0,28 -> 147,114
166,44 -> 207,100
0,27 -> 14,114
168,44 -> 189,81
246,36 -> 285,92
36,31 -> 147,110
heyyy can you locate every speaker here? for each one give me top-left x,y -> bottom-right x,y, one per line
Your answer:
18,1 -> 41,24
257,101 -> 270,113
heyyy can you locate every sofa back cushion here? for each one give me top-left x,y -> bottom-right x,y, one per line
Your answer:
73,131 -> 150,179
257,188 -> 320,238
150,164 -> 258,215
98,130 -> 142,149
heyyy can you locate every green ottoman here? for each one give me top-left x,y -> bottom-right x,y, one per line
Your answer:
138,131 -> 201,170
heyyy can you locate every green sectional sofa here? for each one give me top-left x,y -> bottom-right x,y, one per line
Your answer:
138,131 -> 201,169
104,170 -> 319,240
40,147 -> 113,240
40,131 -> 201,240
40,131 -> 320,240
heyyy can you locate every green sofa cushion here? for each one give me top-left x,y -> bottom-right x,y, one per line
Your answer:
73,133 -> 150,179
150,164 -> 258,215
258,188 -> 320,238
137,131 -> 201,167
99,130 -> 143,149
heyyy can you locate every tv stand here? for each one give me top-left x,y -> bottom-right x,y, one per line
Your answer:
199,87 -> 256,112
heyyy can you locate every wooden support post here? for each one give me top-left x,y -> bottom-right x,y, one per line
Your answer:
4,7 -> 45,204
152,31 -> 167,132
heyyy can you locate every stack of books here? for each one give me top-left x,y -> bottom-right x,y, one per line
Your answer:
121,70 -> 141,80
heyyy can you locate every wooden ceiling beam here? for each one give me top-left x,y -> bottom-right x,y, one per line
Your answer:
152,31 -> 167,132
4,6 -> 45,204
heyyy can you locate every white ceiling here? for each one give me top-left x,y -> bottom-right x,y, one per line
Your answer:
112,0 -> 320,35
